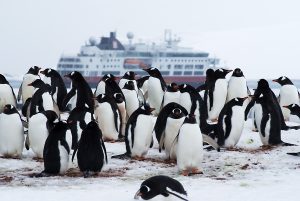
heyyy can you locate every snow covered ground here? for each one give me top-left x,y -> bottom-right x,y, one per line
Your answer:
1,118 -> 300,201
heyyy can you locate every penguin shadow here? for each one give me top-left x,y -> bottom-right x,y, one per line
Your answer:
0,155 -> 22,160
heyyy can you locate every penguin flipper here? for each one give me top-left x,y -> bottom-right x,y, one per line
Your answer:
150,137 -> 154,148
17,83 -> 22,102
101,139 -> 108,163
260,113 -> 269,137
287,152 -> 300,156
60,140 -> 70,154
62,88 -> 76,109
25,134 -> 30,150
202,134 -> 220,152
71,146 -> 78,162
245,99 -> 255,120
164,189 -> 188,201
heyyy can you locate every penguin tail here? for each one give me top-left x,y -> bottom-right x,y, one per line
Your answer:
288,125 -> 300,130
282,142 -> 298,146
165,189 -> 189,201
287,152 -> 300,156
111,152 -> 131,160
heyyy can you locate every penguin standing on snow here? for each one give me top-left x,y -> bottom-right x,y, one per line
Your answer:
175,114 -> 203,176
0,74 -> 17,112
143,67 -> 166,115
63,71 -> 94,112
162,83 -> 181,107
226,68 -> 251,105
134,175 -> 188,201
94,94 -> 121,141
154,103 -> 188,160
72,121 -> 107,178
208,68 -> 232,121
247,79 -> 294,146
40,68 -> 67,112
28,79 -> 55,117
18,66 -> 41,104
67,107 -> 93,149
216,97 -> 247,147
39,121 -> 70,176
273,76 -> 300,121
28,110 -> 58,158
125,104 -> 156,158
0,105 -> 24,158
122,81 -> 140,118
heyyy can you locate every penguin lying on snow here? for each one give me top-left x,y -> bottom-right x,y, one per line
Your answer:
134,175 -> 188,201
37,121 -> 70,177
72,121 -> 107,178
0,104 -> 24,158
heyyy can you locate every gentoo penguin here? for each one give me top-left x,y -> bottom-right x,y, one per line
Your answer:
273,76 -> 300,120
197,68 -> 215,109
134,175 -> 188,201
28,79 -> 55,117
67,107 -> 93,149
217,97 -> 247,147
143,67 -> 166,115
125,104 -> 156,158
137,75 -> 149,102
72,121 -> 107,178
40,68 -> 67,111
17,66 -> 41,104
0,74 -> 17,112
226,68 -> 251,106
114,93 -> 127,137
248,79 -> 293,146
0,105 -> 24,158
39,121 -> 70,176
208,68 -> 232,121
94,94 -> 121,141
122,81 -> 140,118
119,71 -> 137,92
154,102 -> 188,160
94,74 -> 115,97
63,71 -> 94,112
162,82 -> 181,107
28,110 -> 58,158
283,104 -> 300,119
176,114 -> 203,176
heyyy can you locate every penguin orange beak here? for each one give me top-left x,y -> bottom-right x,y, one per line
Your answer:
27,83 -> 33,86
40,70 -> 45,75
243,97 -> 248,101
282,105 -> 289,109
272,79 -> 278,83
134,190 -> 142,199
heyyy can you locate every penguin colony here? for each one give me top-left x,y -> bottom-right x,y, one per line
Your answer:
1,66 -> 300,200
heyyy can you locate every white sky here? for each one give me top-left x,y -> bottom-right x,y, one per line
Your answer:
0,0 -> 300,79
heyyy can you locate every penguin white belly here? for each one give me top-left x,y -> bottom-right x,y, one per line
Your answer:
164,117 -> 185,159
96,103 -> 119,140
163,91 -> 181,107
117,102 -> 127,136
179,93 -> 192,113
42,76 -> 51,85
226,77 -> 248,102
42,92 -> 54,111
254,104 -> 270,145
123,89 -> 139,117
95,81 -> 105,97
0,113 -> 24,157
0,85 -> 16,111
209,79 -> 228,120
224,106 -> 245,147
28,114 -> 48,158
131,115 -> 156,157
147,78 -> 164,115
177,124 -> 203,171
58,141 -> 69,174
22,75 -> 38,103
65,130 -> 73,149
279,85 -> 300,120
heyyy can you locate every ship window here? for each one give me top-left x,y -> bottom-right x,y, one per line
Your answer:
167,65 -> 171,69
86,65 -> 89,68
102,71 -> 120,75
185,65 -> 193,69
160,71 -> 169,75
97,65 -> 99,68
184,71 -> 193,75
107,59 -> 109,62
195,65 -> 204,69
174,65 -> 183,69
90,59 -> 93,62
89,71 -> 98,76
194,71 -> 203,75
171,59 -> 173,62
100,59 -> 102,62
165,59 -> 168,62
174,71 -> 182,75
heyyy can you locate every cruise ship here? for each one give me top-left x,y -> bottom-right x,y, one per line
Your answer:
57,30 -> 220,87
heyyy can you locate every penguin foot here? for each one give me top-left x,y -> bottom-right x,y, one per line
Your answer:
281,142 -> 297,146
83,171 -> 91,178
181,170 -> 189,176
188,168 -> 203,176
252,128 -> 258,132
204,146 -> 215,152
35,171 -> 52,178
287,152 -> 300,156
132,156 -> 145,161
111,153 -> 131,160
210,118 -> 218,123
33,157 -> 44,162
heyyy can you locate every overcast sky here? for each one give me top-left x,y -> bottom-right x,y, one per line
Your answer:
1,0 -> 300,79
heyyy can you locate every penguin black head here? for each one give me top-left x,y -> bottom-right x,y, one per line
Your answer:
27,79 -> 45,88
170,108 -> 185,119
215,68 -> 232,79
42,110 -> 58,122
184,114 -> 196,124
50,121 -> 69,139
232,68 -> 244,77
40,68 -> 56,77
0,74 -> 9,84
272,76 -> 293,86
283,104 -> 300,115
178,84 -> 195,93
27,66 -> 41,75
64,71 -> 84,81
137,76 -> 150,88
114,93 -> 124,104
205,68 -> 215,82
230,97 -> 248,106
140,104 -> 155,114
3,104 -> 18,115
257,79 -> 270,91
143,67 -> 163,78
134,175 -> 187,200
167,83 -> 179,92
122,71 -> 136,80
102,74 -> 117,82
123,81 -> 136,90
